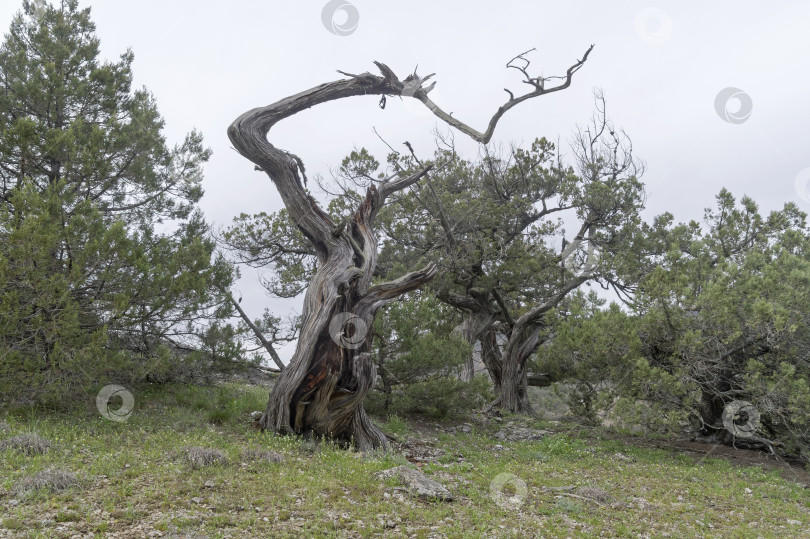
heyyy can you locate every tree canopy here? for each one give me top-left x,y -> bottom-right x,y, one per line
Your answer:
0,0 -> 235,405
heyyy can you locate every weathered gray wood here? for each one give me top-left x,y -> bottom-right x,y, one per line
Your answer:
228,50 -> 593,449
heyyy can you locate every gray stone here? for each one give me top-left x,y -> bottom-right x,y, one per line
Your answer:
376,466 -> 453,501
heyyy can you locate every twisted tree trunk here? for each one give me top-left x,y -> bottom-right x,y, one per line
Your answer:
228,65 -> 440,450
496,273 -> 590,414
228,47 -> 592,449
480,326 -> 504,393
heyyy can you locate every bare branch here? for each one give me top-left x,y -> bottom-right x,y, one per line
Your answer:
359,263 -> 438,310
412,45 -> 595,144
377,164 -> 433,202
222,289 -> 285,372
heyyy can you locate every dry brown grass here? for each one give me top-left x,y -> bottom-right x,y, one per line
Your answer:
184,447 -> 227,469
12,468 -> 79,497
0,433 -> 52,455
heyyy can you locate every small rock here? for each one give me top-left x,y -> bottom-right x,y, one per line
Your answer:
191,497 -> 202,504
204,480 -> 215,489
460,424 -> 472,433
8,499 -> 19,507
376,466 -> 453,501
787,519 -> 801,526
493,444 -> 504,451
385,520 -> 396,528
250,411 -> 263,421
744,488 -> 752,494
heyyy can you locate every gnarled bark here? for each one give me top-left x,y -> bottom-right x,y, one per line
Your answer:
497,274 -> 590,413
228,48 -> 593,449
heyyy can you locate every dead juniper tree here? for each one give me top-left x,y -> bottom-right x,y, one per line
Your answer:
227,45 -> 594,450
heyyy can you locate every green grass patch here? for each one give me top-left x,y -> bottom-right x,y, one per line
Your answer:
1,382 -> 808,537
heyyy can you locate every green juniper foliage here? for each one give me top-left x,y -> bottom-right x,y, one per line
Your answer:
365,291 -> 486,418
539,190 -> 810,456
376,116 -> 644,413
0,0 -> 236,406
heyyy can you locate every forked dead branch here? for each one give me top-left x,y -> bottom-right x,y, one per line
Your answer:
227,46 -> 594,450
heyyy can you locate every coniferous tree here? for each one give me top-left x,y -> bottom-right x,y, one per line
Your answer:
0,0 -> 236,405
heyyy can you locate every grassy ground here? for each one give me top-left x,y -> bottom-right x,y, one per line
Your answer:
1,382 -> 810,538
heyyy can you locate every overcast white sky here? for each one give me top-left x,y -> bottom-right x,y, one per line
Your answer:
2,1 -> 809,361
